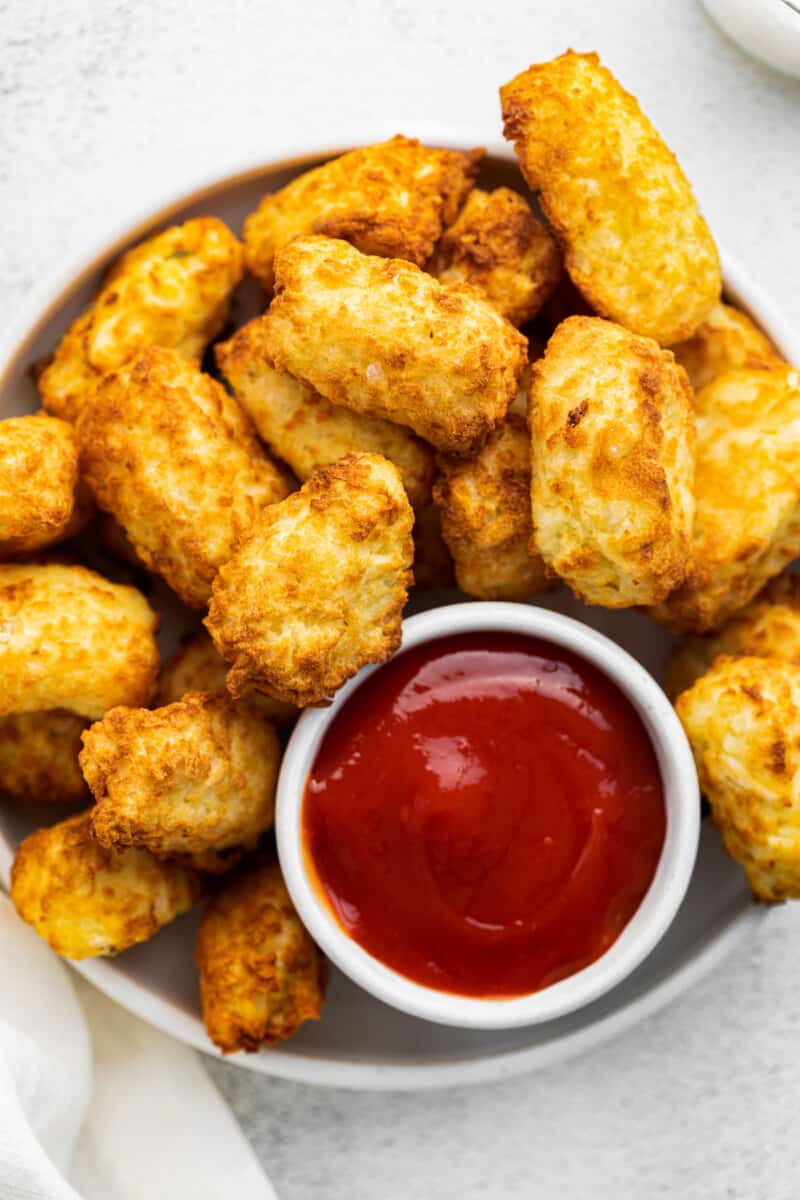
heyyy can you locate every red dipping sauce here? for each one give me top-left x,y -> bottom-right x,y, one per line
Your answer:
303,633 -> 665,998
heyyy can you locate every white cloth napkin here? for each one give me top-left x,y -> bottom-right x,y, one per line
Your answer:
0,895 -> 278,1200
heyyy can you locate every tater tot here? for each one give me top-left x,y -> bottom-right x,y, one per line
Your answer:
434,414 -> 549,601
0,564 -> 159,719
206,453 -> 414,707
665,574 -> 800,699
83,692 -> 279,859
430,187 -> 561,326
671,302 -> 783,392
0,415 -> 79,558
261,236 -> 527,456
0,710 -> 89,804
10,810 -> 203,958
157,630 -> 297,724
77,347 -> 291,608
651,367 -> 800,633
215,316 -> 435,508
38,217 -> 243,422
501,51 -> 721,345
243,135 -> 482,291
676,656 -> 800,902
196,860 -> 326,1053
531,317 -> 694,608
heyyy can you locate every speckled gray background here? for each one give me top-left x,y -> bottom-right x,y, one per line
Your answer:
2,1 -> 799,1195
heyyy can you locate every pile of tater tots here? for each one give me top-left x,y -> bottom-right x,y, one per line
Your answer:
2,51 -> 800,1053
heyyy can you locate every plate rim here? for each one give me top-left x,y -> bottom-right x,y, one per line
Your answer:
41,904 -> 771,1091
0,128 -> 794,1090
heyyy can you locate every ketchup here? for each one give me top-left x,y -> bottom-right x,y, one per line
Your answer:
303,633 -> 665,998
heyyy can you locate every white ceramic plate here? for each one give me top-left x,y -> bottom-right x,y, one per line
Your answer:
1,131 -> 795,1091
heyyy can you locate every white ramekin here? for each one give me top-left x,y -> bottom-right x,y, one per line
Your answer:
701,0 -> 800,79
276,601 -> 700,1030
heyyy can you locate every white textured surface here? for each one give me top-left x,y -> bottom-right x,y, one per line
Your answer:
2,0 -> 800,1195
